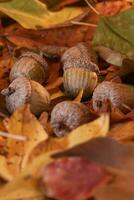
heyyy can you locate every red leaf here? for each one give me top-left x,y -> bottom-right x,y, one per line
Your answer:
40,157 -> 110,200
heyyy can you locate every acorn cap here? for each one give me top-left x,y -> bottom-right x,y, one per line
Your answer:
61,42 -> 99,73
63,67 -> 98,99
93,81 -> 134,112
9,51 -> 49,84
20,51 -> 49,71
1,77 -> 50,115
51,101 -> 90,137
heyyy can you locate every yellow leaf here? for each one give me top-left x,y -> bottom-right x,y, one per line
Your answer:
5,105 -> 48,176
0,115 -> 109,200
29,114 -> 109,160
29,137 -> 68,162
0,152 -> 54,200
65,114 -> 109,148
0,0 -> 85,29
0,156 -> 13,182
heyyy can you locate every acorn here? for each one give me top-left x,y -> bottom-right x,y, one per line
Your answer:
93,81 -> 134,112
1,77 -> 50,115
61,42 -> 99,73
63,67 -> 98,99
51,101 -> 90,137
9,51 -> 49,84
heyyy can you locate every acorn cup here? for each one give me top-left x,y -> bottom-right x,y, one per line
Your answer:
9,51 -> 49,84
1,77 -> 50,116
51,101 -> 90,137
61,42 -> 99,73
93,81 -> 134,112
63,67 -> 98,99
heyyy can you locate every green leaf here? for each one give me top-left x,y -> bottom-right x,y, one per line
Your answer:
0,0 -> 85,29
105,7 -> 134,45
92,8 -> 134,67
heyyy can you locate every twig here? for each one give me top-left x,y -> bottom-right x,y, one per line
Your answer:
71,21 -> 97,27
0,131 -> 27,141
84,0 -> 100,15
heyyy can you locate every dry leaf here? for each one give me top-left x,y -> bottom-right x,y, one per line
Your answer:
29,114 -> 109,161
53,137 -> 134,172
0,0 -> 86,29
94,168 -> 134,200
3,105 -> 48,176
0,152 -> 54,200
0,155 -> 13,181
108,121 -> 134,141
29,138 -> 67,162
65,114 -> 109,148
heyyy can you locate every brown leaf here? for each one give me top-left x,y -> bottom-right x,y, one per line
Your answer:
108,121 -> 134,141
4,10 -> 97,47
94,168 -> 134,200
53,137 -> 134,172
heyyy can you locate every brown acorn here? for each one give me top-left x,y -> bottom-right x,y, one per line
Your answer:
61,42 -> 99,73
93,81 -> 134,112
9,51 -> 49,84
51,101 -> 90,137
1,77 -> 50,115
63,67 -> 98,99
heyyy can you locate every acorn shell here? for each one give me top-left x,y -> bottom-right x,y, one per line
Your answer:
30,80 -> 50,115
93,81 -> 134,112
63,67 -> 98,99
9,51 -> 49,84
61,42 -> 99,73
51,101 -> 90,137
1,77 -> 50,115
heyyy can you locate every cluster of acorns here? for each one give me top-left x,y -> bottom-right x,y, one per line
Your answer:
1,42 -> 134,137
1,52 -> 51,116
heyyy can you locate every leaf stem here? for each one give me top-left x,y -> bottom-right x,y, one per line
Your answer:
84,0 -> 100,15
71,21 -> 97,27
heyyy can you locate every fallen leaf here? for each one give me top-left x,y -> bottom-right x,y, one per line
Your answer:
94,168 -> 134,200
29,114 -> 109,160
0,155 -> 13,181
53,137 -> 134,172
108,121 -> 134,141
29,138 -> 67,162
0,0 -> 86,29
5,10 -> 96,47
3,105 -> 48,176
96,1 -> 132,16
0,152 -> 54,200
93,7 -> 134,67
66,114 -> 109,148
40,157 -> 110,200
